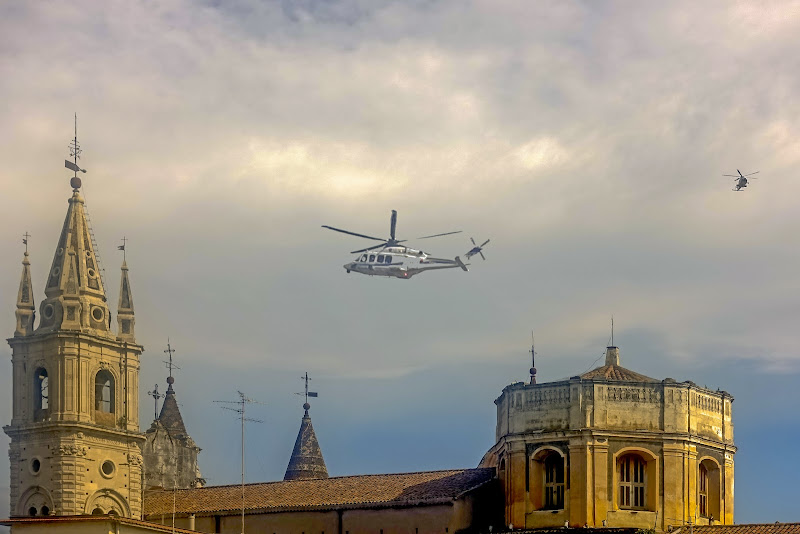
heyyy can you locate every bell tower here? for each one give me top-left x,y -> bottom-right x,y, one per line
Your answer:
3,132 -> 145,518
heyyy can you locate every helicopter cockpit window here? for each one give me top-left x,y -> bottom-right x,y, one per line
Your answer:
369,255 -> 376,262
377,255 -> 385,263
361,255 -> 367,262
385,255 -> 392,264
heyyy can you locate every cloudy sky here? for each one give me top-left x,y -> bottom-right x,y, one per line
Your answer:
2,0 -> 800,525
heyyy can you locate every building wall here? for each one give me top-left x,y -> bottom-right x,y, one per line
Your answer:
483,377 -> 735,531
147,502 -> 485,534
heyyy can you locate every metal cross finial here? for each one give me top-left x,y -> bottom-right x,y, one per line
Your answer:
147,384 -> 163,420
163,339 -> 179,379
22,232 -> 30,254
118,236 -> 128,261
295,372 -> 318,410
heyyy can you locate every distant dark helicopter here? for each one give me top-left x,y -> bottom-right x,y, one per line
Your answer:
465,237 -> 490,260
724,169 -> 759,191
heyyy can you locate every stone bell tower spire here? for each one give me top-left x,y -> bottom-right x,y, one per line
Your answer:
284,373 -> 328,481
14,234 -> 35,337
4,125 -> 145,519
116,239 -> 136,342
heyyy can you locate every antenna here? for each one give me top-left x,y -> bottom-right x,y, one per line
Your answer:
529,331 -> 537,385
611,316 -> 614,347
147,384 -> 163,421
214,391 -> 265,534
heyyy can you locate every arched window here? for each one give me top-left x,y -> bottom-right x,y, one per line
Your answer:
543,453 -> 565,509
94,370 -> 114,413
34,368 -> 49,411
618,454 -> 646,510
699,459 -> 721,520
699,464 -> 708,517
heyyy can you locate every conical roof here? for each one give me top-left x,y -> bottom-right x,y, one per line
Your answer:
14,250 -> 35,336
158,379 -> 189,438
580,346 -> 657,382
284,406 -> 328,481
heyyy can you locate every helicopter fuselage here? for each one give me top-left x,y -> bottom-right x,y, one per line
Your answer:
343,246 -> 465,279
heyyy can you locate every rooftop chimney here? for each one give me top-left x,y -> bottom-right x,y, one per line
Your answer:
605,346 -> 620,366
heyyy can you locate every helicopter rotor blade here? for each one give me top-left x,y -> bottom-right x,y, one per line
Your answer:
744,171 -> 759,176
390,210 -> 397,241
417,230 -> 462,240
322,225 -> 385,241
479,251 -> 486,261
470,237 -> 477,246
350,242 -> 389,254
480,239 -> 490,247
723,174 -> 739,177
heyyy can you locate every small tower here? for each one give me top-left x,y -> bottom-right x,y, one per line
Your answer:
284,374 -> 328,480
142,343 -> 204,490
116,242 -> 135,342
14,238 -> 35,337
4,128 -> 145,518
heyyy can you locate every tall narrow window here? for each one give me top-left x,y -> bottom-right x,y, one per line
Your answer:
34,368 -> 49,411
699,464 -> 708,517
619,455 -> 646,509
94,370 -> 114,413
543,453 -> 565,509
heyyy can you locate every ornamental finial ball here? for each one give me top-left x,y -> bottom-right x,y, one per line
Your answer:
303,402 -> 310,411
167,376 -> 175,385
70,176 -> 82,190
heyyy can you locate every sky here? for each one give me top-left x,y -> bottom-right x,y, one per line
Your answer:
1,0 -> 800,526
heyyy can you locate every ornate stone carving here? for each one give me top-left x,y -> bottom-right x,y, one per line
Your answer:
57,444 -> 87,457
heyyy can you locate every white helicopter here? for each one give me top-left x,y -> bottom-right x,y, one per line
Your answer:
724,169 -> 759,191
322,210 -> 489,279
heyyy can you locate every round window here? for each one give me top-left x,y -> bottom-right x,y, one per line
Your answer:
30,458 -> 41,475
43,304 -> 55,319
57,247 -> 64,256
91,307 -> 104,322
101,460 -> 115,478
87,268 -> 97,279
52,266 -> 60,278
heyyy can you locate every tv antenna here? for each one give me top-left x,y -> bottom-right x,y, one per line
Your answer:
147,384 -> 163,421
529,331 -> 537,385
214,391 -> 264,534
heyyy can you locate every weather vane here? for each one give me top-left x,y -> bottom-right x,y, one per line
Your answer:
147,384 -> 163,420
64,113 -> 87,190
118,236 -> 128,261
163,339 -> 179,380
22,232 -> 30,254
295,372 -> 318,413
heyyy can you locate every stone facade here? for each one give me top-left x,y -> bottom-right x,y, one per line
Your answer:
3,184 -> 145,518
480,346 -> 735,531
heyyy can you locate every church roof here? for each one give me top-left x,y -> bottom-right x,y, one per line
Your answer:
143,468 -> 496,516
673,524 -> 800,534
579,346 -> 657,382
157,381 -> 189,438
284,407 -> 328,480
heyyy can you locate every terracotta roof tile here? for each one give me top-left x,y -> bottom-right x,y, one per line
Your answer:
580,364 -> 656,382
144,468 -> 495,516
675,524 -> 800,534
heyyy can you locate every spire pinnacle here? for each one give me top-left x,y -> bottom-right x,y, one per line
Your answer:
529,331 -> 537,385
15,236 -> 35,336
117,243 -> 136,341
